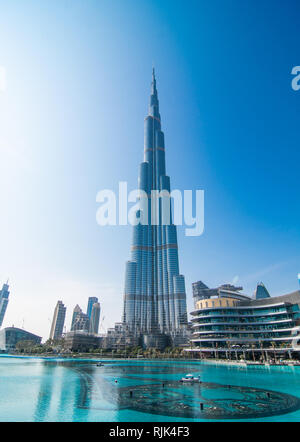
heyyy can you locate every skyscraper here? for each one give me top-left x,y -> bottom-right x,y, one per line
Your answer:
0,282 -> 10,328
49,301 -> 66,340
71,304 -> 82,330
122,70 -> 188,347
71,305 -> 90,332
89,302 -> 101,335
86,297 -> 98,320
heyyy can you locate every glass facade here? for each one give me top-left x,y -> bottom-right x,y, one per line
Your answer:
188,291 -> 300,358
49,301 -> 66,340
71,305 -> 89,332
89,302 -> 101,335
122,70 -> 188,339
254,282 -> 271,300
0,283 -> 9,328
87,297 -> 98,320
0,327 -> 41,351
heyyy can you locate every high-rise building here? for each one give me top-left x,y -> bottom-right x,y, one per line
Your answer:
73,313 -> 90,332
71,305 -> 90,332
89,302 -> 101,335
86,297 -> 98,319
71,305 -> 82,331
122,70 -> 188,347
0,282 -> 10,328
49,301 -> 66,340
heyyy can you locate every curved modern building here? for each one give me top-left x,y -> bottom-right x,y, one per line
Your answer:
49,300 -> 66,340
122,70 -> 188,347
0,282 -> 9,327
89,302 -> 101,335
87,297 -> 98,320
187,285 -> 300,360
0,327 -> 41,352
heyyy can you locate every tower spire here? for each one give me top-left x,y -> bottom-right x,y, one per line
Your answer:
151,67 -> 157,96
150,68 -> 160,119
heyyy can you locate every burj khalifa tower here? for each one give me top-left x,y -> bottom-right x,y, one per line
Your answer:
122,70 -> 188,347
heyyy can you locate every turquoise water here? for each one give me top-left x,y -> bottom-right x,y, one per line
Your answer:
1,355 -> 300,422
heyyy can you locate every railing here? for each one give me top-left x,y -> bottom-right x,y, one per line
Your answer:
185,345 -> 293,352
191,318 -> 293,327
191,311 -> 291,320
192,327 -> 294,335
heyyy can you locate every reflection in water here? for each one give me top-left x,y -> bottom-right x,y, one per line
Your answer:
3,358 -> 300,421
57,361 -> 300,420
33,361 -> 90,422
56,363 -> 87,422
34,362 -> 57,422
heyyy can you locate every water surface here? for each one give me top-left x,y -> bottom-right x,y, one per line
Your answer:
1,356 -> 300,422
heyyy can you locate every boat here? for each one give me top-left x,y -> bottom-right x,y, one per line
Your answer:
180,374 -> 201,383
96,362 -> 104,367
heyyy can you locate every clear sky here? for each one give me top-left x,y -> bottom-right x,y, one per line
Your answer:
0,0 -> 299,340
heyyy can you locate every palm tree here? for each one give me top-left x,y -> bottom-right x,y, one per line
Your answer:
271,342 -> 277,363
226,341 -> 231,360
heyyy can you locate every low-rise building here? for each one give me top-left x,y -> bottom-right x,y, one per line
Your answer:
187,284 -> 300,361
64,331 -> 101,352
0,327 -> 42,352
102,322 -> 139,350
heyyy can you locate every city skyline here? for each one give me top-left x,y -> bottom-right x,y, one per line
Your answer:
0,0 -> 299,340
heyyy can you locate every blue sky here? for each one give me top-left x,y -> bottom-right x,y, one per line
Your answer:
0,0 -> 299,339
